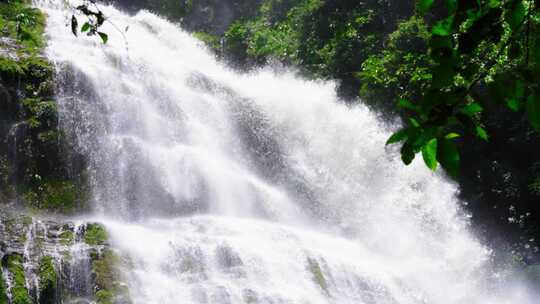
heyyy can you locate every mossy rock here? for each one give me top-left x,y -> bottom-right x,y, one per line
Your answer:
307,257 -> 329,295
22,179 -> 87,214
0,1 -> 46,53
38,256 -> 58,304
59,229 -> 74,246
193,31 -> 221,51
4,254 -> 32,304
95,290 -> 114,304
0,56 -> 24,79
92,249 -> 131,304
85,223 -> 108,246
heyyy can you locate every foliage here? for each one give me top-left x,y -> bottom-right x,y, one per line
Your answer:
218,0 -> 414,98
70,0 -> 109,44
22,179 -> 86,213
92,249 -> 129,304
193,31 -> 221,51
38,256 -> 58,304
222,0 -> 324,65
1,0 -> 88,214
84,223 -> 108,245
0,0 -> 46,53
385,0 -> 540,177
5,254 -> 31,304
359,16 -> 431,113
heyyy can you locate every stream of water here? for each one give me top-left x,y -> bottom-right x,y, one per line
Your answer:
34,1 -> 538,303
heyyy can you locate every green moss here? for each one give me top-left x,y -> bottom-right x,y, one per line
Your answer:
0,57 -> 24,78
0,0 -> 46,54
85,223 -> 108,246
95,290 -> 113,304
193,31 -> 221,51
59,229 -> 74,246
20,215 -> 32,226
307,257 -> 328,294
20,56 -> 53,81
5,254 -> 32,304
22,98 -> 57,129
0,0 -> 88,215
22,179 -> 86,213
0,269 -> 8,304
38,256 -> 57,304
92,249 -> 130,304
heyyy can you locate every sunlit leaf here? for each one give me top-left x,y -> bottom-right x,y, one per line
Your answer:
476,126 -> 489,141
445,132 -> 460,139
422,138 -> 438,170
386,129 -> 408,145
98,32 -> 108,44
409,117 -> 420,128
460,103 -> 483,116
81,22 -> 91,33
432,15 -> 454,36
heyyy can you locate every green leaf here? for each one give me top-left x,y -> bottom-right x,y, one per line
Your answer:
418,0 -> 435,14
401,143 -> 416,165
437,139 -> 460,178
422,138 -> 438,170
460,103 -> 483,116
476,126 -> 489,141
409,117 -> 421,128
432,15 -> 454,36
411,127 -> 437,149
386,129 -> 408,145
527,94 -> 540,130
506,98 -> 521,112
81,22 -> 91,33
71,15 -> 78,37
445,132 -> 460,139
507,0 -> 526,31
397,99 -> 420,112
98,32 -> 108,44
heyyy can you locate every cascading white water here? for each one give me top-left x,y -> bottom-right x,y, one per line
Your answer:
34,1 -> 537,303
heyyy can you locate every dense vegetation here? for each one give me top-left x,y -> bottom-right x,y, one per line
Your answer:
0,0 -> 88,213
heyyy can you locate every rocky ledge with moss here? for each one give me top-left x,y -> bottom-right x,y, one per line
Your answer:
0,212 -> 130,304
1,1 -> 129,304
0,0 -> 88,215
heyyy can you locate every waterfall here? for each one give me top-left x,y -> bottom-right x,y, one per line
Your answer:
34,1 -> 537,303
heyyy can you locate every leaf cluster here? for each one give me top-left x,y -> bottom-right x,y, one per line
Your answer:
70,0 -> 108,43
387,0 -> 540,177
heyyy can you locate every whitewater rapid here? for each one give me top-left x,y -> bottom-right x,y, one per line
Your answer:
35,1 -> 537,303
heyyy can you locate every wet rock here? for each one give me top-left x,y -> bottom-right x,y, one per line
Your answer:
0,213 -> 130,304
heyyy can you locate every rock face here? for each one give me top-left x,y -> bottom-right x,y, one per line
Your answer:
0,0 -> 88,213
0,213 -> 130,304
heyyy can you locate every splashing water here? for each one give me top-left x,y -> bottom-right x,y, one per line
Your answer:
34,0 -> 538,303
